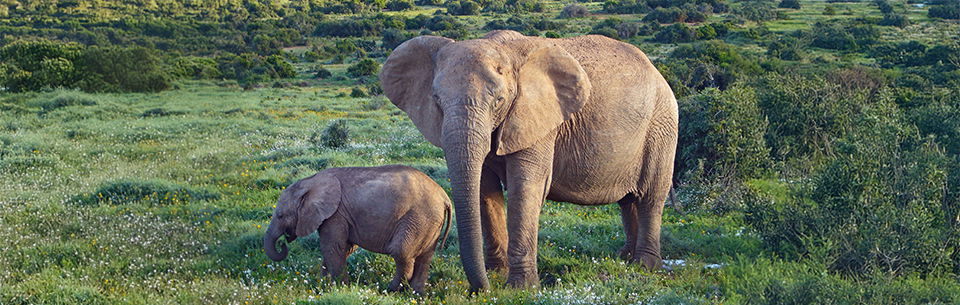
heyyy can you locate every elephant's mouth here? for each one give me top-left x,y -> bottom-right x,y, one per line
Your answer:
284,233 -> 296,243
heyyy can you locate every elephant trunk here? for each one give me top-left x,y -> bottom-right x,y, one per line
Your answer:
442,106 -> 492,292
264,223 -> 289,262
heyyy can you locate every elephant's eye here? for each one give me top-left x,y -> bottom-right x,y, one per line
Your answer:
496,96 -> 505,104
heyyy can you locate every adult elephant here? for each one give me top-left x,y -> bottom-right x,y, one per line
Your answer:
380,30 -> 678,291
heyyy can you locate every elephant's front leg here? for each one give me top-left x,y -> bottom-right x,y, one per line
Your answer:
480,162 -> 509,272
504,142 -> 555,288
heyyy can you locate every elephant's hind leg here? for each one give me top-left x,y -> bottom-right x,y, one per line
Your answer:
388,254 -> 415,292
617,193 -> 640,261
631,117 -> 677,271
410,248 -> 436,293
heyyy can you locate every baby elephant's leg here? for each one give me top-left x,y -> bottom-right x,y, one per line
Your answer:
388,254 -> 415,292
410,248 -> 436,294
318,219 -> 353,283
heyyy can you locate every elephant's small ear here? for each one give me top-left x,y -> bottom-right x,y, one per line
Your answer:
295,175 -> 342,237
496,45 -> 591,155
380,36 -> 454,147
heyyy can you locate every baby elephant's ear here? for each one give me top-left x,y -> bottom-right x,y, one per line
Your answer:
296,175 -> 342,237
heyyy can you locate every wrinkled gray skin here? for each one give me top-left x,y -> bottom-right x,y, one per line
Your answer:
380,30 -> 678,291
263,165 -> 452,293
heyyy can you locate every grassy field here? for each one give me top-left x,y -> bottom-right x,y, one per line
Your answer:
2,82 -> 957,304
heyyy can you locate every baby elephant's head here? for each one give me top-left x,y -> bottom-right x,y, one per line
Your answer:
263,174 -> 341,261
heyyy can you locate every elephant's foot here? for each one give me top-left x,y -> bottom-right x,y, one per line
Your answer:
411,283 -> 426,295
387,279 -> 406,292
505,268 -> 539,289
629,250 -> 662,271
618,244 -> 635,261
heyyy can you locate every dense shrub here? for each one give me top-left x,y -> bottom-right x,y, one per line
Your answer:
753,73 -> 871,160
675,87 -> 770,182
658,40 -> 762,96
603,0 -> 649,13
170,56 -> 222,79
315,18 -> 381,37
0,40 -> 83,92
652,23 -> 698,43
382,28 -> 415,50
445,0 -> 481,15
875,0 -> 894,13
560,4 -> 589,18
810,21 -> 879,51
350,87 -> 369,98
746,108 -> 958,275
317,119 -> 351,148
347,58 -> 380,78
387,0 -> 416,10
879,13 -> 911,27
778,0 -> 801,9
766,35 -> 804,60
77,47 -> 171,92
733,0 -> 779,22
928,2 -> 960,19
315,67 -> 332,79
216,53 -> 295,83
483,0 -> 546,13
79,179 -> 220,205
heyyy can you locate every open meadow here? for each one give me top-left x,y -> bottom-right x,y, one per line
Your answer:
1,0 -> 959,303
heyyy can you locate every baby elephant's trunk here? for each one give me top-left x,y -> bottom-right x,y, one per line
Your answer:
264,228 -> 289,261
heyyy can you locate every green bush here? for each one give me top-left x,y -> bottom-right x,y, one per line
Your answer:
317,119 -> 351,148
315,67 -> 333,79
347,58 -> 380,78
676,87 -> 770,182
170,56 -> 222,79
78,179 -> 220,205
77,46 -> 171,92
779,0 -> 801,9
0,39 -> 83,92
653,23 -> 698,43
446,0 -> 481,15
745,89 -> 958,276
386,0 -> 416,10
928,2 -> 960,19
559,4 -> 589,18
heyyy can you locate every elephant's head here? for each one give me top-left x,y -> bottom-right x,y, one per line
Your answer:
379,30 -> 591,290
264,174 -> 341,262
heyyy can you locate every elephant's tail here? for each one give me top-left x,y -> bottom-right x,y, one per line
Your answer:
438,200 -> 452,250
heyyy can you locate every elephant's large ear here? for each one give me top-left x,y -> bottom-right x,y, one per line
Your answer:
295,175 -> 342,237
496,45 -> 591,155
380,36 -> 454,147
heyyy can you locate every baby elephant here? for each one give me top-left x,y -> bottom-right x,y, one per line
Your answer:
263,165 -> 451,293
